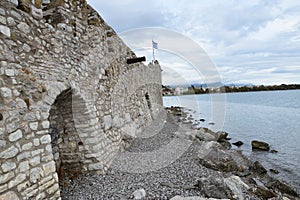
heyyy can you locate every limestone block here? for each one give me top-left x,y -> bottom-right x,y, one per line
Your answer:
17,22 -> 30,34
0,87 -> 12,98
17,151 -> 30,162
0,184 -> 7,193
112,116 -> 124,128
0,25 -> 10,37
31,5 -> 43,19
5,69 -> 14,77
21,142 -> 33,151
9,129 -> 23,142
0,171 -> 14,185
42,120 -> 50,129
7,17 -> 16,27
46,183 -> 59,195
22,43 -> 31,53
30,156 -> 41,167
0,191 -> 19,200
18,160 -> 29,172
0,145 -> 19,159
42,161 -> 56,176
29,122 -> 39,130
30,167 -> 42,183
8,173 -> 26,189
33,138 -> 40,146
1,161 -> 17,173
40,135 -> 51,144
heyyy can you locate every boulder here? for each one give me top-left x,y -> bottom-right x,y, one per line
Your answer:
251,140 -> 270,151
250,161 -> 267,174
216,131 -> 229,141
266,180 -> 299,198
195,175 -> 233,199
199,149 -> 240,172
224,175 -> 250,200
251,186 -> 277,199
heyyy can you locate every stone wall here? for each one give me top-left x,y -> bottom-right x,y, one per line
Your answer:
0,0 -> 163,199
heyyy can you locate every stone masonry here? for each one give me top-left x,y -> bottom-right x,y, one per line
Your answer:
0,0 -> 163,199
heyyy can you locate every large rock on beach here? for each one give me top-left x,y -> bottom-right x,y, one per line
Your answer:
250,161 -> 267,174
199,147 -> 244,173
195,175 -> 233,199
251,140 -> 270,151
266,180 -> 299,198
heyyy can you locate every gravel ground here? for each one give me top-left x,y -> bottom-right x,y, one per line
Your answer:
61,113 -> 223,200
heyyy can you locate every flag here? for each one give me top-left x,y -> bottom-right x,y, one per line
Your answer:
152,40 -> 158,49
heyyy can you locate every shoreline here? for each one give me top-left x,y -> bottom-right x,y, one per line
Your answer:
61,108 -> 299,199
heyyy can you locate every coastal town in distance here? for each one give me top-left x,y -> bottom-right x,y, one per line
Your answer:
162,83 -> 300,96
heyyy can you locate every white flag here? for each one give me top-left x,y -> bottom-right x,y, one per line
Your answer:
152,40 -> 158,49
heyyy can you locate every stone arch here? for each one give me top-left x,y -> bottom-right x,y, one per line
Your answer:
48,87 -> 85,182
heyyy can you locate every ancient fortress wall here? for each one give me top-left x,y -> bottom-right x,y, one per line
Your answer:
0,0 -> 163,199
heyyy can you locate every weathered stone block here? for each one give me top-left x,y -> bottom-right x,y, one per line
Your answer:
30,167 -> 42,183
42,120 -> 50,129
43,161 -> 56,176
30,156 -> 41,167
0,87 -> 12,99
7,17 -> 16,27
0,25 -> 10,37
18,160 -> 29,172
8,129 -> 23,142
0,145 -> 19,159
29,122 -> 39,130
0,171 -> 14,184
1,161 -> 17,173
0,191 -> 19,200
40,134 -> 51,144
22,142 -> 33,150
33,138 -> 40,146
17,22 -> 30,34
17,151 -> 30,162
5,69 -> 14,77
8,173 -> 26,189
46,183 -> 59,195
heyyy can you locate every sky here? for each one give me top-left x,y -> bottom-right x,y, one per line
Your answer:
87,0 -> 300,86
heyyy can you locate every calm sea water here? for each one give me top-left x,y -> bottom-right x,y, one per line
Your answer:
163,90 -> 300,191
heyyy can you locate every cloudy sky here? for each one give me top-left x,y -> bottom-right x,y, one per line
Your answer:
87,0 -> 300,86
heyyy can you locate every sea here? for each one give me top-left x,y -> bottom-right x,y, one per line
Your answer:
163,90 -> 300,191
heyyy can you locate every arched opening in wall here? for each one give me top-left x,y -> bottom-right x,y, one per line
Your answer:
48,88 -> 84,185
145,92 -> 151,110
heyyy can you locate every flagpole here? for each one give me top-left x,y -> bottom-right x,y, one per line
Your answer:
152,46 -> 155,63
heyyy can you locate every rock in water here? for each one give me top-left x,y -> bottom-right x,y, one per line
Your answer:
132,188 -> 146,200
270,149 -> 278,153
270,169 -> 279,174
250,161 -> 267,174
232,141 -> 243,147
251,140 -> 270,151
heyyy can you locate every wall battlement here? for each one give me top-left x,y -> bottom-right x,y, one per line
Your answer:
0,0 -> 163,199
